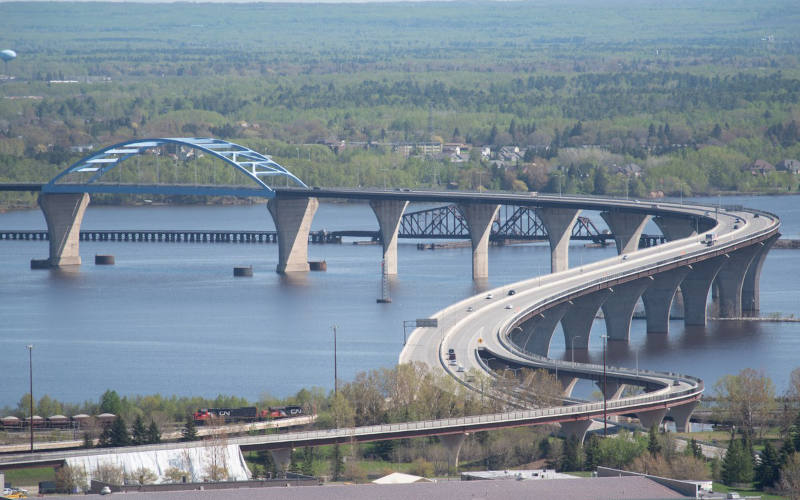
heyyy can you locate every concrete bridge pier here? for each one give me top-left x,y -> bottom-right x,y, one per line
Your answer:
653,215 -> 698,241
267,197 -> 319,273
38,193 -> 90,267
440,433 -> 468,473
597,379 -> 626,401
537,207 -> 581,273
457,203 -> 500,280
680,256 -> 727,326
561,290 -> 611,350
668,401 -> 699,432
516,303 -> 570,356
560,419 -> 593,444
558,375 -> 580,398
269,448 -> 293,478
600,211 -> 650,254
601,278 -> 653,342
713,245 -> 762,318
636,408 -> 667,431
369,199 -> 408,275
641,267 -> 690,334
742,234 -> 779,314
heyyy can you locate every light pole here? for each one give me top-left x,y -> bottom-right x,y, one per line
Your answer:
26,344 -> 33,452
332,326 -> 338,397
601,335 -> 608,437
570,336 -> 583,363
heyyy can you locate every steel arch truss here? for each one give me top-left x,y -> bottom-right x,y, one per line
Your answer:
42,137 -> 308,198
399,204 -> 607,242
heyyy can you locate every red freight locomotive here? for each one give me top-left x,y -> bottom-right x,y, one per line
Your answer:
193,405 -> 304,424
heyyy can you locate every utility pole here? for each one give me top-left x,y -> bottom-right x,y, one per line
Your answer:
27,344 -> 33,452
332,326 -> 338,396
601,335 -> 608,437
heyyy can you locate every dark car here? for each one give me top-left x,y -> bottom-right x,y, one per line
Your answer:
507,289 -> 516,296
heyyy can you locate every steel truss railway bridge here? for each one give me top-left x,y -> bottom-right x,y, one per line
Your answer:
0,137 -> 781,474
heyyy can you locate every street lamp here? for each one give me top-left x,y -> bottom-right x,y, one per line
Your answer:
601,335 -> 609,437
332,326 -> 338,397
26,344 -> 33,452
570,336 -> 583,363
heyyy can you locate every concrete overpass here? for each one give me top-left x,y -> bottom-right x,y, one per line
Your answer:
400,196 -> 779,448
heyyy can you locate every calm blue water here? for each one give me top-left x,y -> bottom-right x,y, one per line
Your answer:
0,195 -> 798,408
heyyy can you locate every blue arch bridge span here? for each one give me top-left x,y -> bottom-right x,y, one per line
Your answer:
0,137 -> 781,472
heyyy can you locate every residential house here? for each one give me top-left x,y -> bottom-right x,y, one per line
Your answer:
776,159 -> 800,174
743,159 -> 775,176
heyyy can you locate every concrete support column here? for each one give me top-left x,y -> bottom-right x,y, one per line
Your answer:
714,245 -> 762,318
668,401 -> 699,433
369,199 -> 409,275
641,267 -> 690,334
38,193 -> 90,267
457,203 -> 499,280
558,375 -> 580,398
440,433 -> 467,472
742,234 -> 779,314
560,419 -> 593,445
680,256 -> 727,326
267,197 -> 319,273
269,448 -> 293,477
653,216 -> 697,241
597,379 -> 626,401
637,408 -> 667,431
537,207 -> 581,273
601,211 -> 651,254
601,278 -> 653,342
561,290 -> 611,350
514,303 -> 570,356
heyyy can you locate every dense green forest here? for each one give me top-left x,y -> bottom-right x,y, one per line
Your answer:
1,0 -> 800,208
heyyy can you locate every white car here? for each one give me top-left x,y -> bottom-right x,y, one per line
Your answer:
505,304 -> 513,309
485,293 -> 493,299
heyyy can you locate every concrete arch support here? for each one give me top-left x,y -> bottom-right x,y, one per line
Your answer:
269,448 -> 293,477
597,379 -> 626,401
714,244 -> 762,318
457,203 -> 499,280
537,207 -> 581,273
601,211 -> 651,255
641,267 -> 690,334
742,234 -> 779,314
669,401 -> 699,433
561,290 -> 611,350
680,256 -> 726,326
601,278 -> 653,342
558,375 -> 580,398
39,193 -> 90,267
560,420 -> 593,445
440,433 -> 468,472
267,197 -> 319,273
653,216 -> 697,241
369,199 -> 409,275
516,303 -> 570,356
637,408 -> 667,431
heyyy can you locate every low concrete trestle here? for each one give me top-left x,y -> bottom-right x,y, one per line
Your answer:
0,229 -> 344,244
